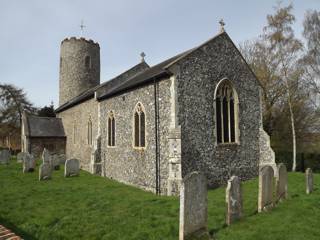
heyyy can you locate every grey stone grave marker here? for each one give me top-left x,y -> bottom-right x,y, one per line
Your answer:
179,171 -> 209,240
258,165 -> 274,212
226,176 -> 242,225
275,163 -> 288,202
306,168 -> 313,194
64,158 -> 80,177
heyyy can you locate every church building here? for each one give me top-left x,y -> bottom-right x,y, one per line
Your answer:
24,24 -> 276,195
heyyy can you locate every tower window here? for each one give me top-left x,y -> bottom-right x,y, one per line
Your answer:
215,80 -> 238,144
73,123 -> 77,144
85,56 -> 91,69
87,118 -> 92,145
133,103 -> 146,148
107,111 -> 115,147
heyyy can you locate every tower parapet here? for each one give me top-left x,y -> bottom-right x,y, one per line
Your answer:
59,37 -> 100,106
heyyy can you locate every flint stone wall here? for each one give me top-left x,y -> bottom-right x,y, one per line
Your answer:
174,32 -> 260,187
99,78 -> 172,194
57,98 -> 98,172
28,137 -> 66,159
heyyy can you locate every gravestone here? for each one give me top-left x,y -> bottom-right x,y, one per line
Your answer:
39,163 -> 52,180
258,165 -> 274,212
275,163 -> 288,202
64,159 -> 80,177
23,153 -> 35,173
226,176 -> 242,225
306,168 -> 313,194
17,152 -> 27,163
179,171 -> 209,240
0,150 -> 11,164
42,148 -> 52,167
51,154 -> 60,170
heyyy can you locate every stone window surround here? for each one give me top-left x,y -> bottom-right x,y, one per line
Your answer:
87,117 -> 93,146
107,110 -> 116,148
213,78 -> 240,146
132,102 -> 147,150
73,122 -> 76,144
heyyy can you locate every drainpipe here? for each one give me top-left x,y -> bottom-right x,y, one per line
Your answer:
154,78 -> 161,195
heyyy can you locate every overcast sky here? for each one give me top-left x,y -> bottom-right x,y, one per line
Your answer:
1,0 -> 319,108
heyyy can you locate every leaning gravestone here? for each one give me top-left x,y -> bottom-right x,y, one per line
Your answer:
179,171 -> 209,240
0,149 -> 11,164
17,152 -> 27,163
258,165 -> 274,212
42,148 -> 52,167
23,153 -> 35,173
226,176 -> 242,225
306,168 -> 313,194
275,163 -> 288,202
39,163 -> 52,180
64,159 -> 80,177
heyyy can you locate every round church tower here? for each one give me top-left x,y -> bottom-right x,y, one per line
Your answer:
59,37 -> 100,106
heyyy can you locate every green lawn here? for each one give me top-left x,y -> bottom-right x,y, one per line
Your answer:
0,158 -> 319,240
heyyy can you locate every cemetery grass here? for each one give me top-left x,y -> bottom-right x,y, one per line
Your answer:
0,159 -> 319,240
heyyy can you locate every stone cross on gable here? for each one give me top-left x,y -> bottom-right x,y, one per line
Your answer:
140,52 -> 146,62
80,20 -> 86,36
219,19 -> 225,33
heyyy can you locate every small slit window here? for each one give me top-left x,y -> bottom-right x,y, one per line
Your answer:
133,103 -> 146,148
107,111 -> 115,147
73,123 -> 76,144
215,80 -> 238,144
85,56 -> 91,69
87,118 -> 92,145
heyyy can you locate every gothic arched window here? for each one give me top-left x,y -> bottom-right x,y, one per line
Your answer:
87,118 -> 92,145
107,111 -> 115,147
85,56 -> 91,69
215,80 -> 239,144
133,103 -> 146,148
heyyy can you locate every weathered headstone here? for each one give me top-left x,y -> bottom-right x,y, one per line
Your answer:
23,153 -> 35,173
258,165 -> 274,212
39,163 -> 52,180
275,163 -> 288,202
42,148 -> 52,166
51,154 -> 60,170
179,171 -> 209,240
64,159 -> 80,177
17,152 -> 27,163
0,150 -> 11,164
226,176 -> 242,225
306,168 -> 313,194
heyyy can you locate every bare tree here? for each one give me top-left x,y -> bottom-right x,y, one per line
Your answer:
302,10 -> 320,106
0,84 -> 35,149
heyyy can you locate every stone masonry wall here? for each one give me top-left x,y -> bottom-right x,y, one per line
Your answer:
99,78 -> 172,194
57,98 -> 98,171
29,137 -> 66,158
175,32 -> 261,187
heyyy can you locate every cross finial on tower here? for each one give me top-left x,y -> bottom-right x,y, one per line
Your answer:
80,20 -> 86,36
219,19 -> 225,33
140,52 -> 146,62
